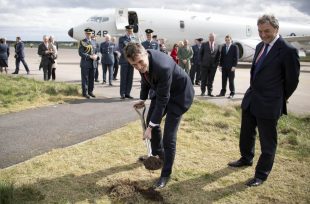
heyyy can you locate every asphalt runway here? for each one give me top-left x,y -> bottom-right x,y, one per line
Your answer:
0,47 -> 309,168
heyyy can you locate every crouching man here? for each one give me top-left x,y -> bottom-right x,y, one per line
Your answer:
124,42 -> 195,189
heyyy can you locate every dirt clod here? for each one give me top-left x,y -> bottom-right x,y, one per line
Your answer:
143,156 -> 163,170
108,180 -> 164,202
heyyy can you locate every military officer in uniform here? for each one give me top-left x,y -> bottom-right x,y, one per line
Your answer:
78,28 -> 98,99
141,29 -> 159,50
100,34 -> 116,86
118,25 -> 137,99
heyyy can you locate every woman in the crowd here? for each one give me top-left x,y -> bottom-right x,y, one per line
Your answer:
0,38 -> 10,74
170,43 -> 179,64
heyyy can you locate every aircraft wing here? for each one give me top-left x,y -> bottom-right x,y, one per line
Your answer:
283,35 -> 310,42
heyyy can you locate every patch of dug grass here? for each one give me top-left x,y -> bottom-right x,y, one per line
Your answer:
0,75 -> 81,114
0,100 -> 309,203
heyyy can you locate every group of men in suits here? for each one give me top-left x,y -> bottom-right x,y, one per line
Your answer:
190,33 -> 238,98
123,14 -> 299,190
77,14 -> 299,190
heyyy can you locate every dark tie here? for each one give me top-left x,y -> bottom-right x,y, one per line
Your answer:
144,72 -> 151,84
253,43 -> 269,78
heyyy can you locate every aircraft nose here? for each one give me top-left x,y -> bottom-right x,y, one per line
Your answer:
68,28 -> 73,38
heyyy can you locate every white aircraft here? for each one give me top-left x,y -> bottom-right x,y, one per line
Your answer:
68,8 -> 310,61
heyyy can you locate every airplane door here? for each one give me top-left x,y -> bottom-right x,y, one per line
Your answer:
115,8 -> 128,30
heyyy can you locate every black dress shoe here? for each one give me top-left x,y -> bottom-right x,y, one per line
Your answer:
12,72 -> 18,74
153,176 -> 170,189
246,178 -> 264,187
228,159 -> 253,167
120,95 -> 126,99
125,95 -> 133,99
200,92 -> 205,96
83,94 -> 90,99
216,93 -> 225,97
228,93 -> 234,99
88,92 -> 96,98
208,93 -> 214,97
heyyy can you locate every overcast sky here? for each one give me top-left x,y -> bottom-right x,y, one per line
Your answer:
0,0 -> 309,41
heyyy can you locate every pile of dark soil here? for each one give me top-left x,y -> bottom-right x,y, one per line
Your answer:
143,156 -> 163,170
108,180 -> 164,202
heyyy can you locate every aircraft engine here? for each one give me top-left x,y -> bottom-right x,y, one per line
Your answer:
234,39 -> 260,62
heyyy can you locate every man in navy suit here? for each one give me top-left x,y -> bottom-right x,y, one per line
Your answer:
228,15 -> 300,187
190,38 -> 203,85
124,42 -> 194,189
217,35 -> 239,98
12,36 -> 30,74
119,25 -> 137,99
199,33 -> 221,96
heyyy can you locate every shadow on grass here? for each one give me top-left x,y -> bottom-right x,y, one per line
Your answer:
166,167 -> 248,203
11,164 -> 249,203
12,162 -> 143,203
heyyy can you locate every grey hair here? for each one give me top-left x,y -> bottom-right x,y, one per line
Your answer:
257,14 -> 279,29
124,42 -> 147,61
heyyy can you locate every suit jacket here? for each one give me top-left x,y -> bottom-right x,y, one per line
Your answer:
140,50 -> 195,124
199,41 -> 220,67
38,42 -> 52,67
220,43 -> 239,69
241,37 -> 300,119
15,41 -> 25,58
100,41 -> 115,65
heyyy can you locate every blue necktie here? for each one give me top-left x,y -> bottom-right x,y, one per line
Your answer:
226,45 -> 229,54
254,43 -> 269,78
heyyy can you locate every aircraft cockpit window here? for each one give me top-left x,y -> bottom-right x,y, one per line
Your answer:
87,17 -> 109,23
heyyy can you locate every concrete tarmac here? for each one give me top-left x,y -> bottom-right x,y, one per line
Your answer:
1,47 -> 309,169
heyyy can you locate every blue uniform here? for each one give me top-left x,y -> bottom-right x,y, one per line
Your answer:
118,34 -> 137,97
100,41 -> 116,85
190,44 -> 202,84
141,40 -> 159,50
78,38 -> 97,95
93,41 -> 100,81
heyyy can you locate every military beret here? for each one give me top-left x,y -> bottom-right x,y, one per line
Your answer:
125,25 -> 134,30
145,29 -> 154,34
84,28 -> 93,33
196,38 -> 203,41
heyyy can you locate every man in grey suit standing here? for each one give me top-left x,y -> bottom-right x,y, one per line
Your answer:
199,33 -> 221,96
228,14 -> 300,187
38,35 -> 53,81
12,36 -> 30,75
125,42 -> 194,189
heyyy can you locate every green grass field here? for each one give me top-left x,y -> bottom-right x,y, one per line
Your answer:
0,75 -> 81,115
0,97 -> 309,203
